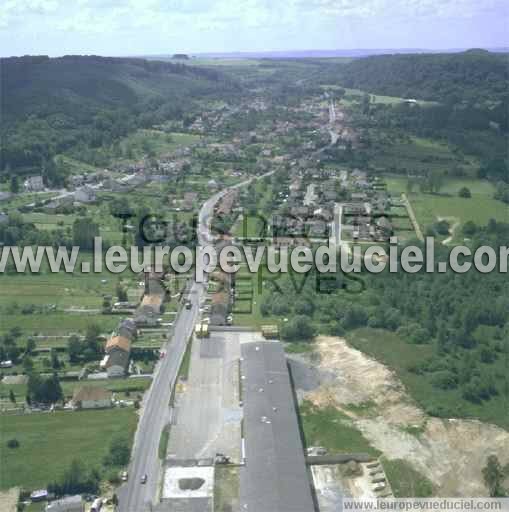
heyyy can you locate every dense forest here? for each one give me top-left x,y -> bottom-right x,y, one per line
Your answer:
339,50 -> 509,106
0,55 -> 240,177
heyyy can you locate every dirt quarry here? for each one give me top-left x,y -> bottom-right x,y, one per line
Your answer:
296,336 -> 509,497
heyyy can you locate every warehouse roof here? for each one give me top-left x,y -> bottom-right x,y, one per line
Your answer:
240,342 -> 315,512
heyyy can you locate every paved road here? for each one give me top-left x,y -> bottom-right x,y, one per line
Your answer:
119,173 -> 269,512
118,283 -> 203,512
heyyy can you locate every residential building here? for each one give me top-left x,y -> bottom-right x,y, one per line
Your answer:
105,335 -> 131,354
24,176 -> 44,192
71,386 -> 112,409
102,350 -> 130,378
102,334 -> 131,377
135,295 -> 164,326
118,318 -> 137,340
74,186 -> 96,203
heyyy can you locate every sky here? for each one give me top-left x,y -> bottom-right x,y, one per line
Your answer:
0,0 -> 508,57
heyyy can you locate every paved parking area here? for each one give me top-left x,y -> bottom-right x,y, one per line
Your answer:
168,332 -> 242,463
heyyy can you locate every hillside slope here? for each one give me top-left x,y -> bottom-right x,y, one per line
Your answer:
340,50 -> 509,105
0,55 -> 239,173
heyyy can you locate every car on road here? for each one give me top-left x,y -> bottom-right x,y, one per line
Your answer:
121,471 -> 128,481
140,474 -> 147,484
185,300 -> 192,310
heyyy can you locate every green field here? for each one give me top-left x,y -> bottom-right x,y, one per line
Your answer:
0,408 -> 138,490
0,313 -> 118,337
299,400 -> 380,456
1,193 -> 55,212
381,458 -> 434,497
387,177 -> 507,238
371,136 -> 477,176
119,130 -> 201,161
233,180 -> 273,239
338,87 -> 438,106
231,264 -> 280,329
0,251 -> 141,339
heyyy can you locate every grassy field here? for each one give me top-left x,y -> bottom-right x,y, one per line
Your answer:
57,155 -> 100,175
347,328 -> 509,429
0,313 -> 118,337
0,249 -> 139,299
231,264 -> 280,329
299,400 -> 380,457
338,87 -> 438,106
381,458 -> 434,497
0,408 -> 138,490
119,130 -> 201,161
387,176 -> 506,237
0,250 -> 141,340
1,192 -> 55,212
371,136 -> 477,176
233,180 -> 273,239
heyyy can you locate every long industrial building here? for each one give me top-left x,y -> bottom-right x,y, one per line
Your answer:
240,341 -> 316,512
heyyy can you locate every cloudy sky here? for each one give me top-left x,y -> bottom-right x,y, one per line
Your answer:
0,0 -> 507,57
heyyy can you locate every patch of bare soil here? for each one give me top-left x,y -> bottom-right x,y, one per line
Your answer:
303,336 -> 509,496
0,488 -> 19,512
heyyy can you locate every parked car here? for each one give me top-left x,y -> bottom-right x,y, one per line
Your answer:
121,471 -> 128,482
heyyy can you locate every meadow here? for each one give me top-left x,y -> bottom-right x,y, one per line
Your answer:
338,87 -> 438,106
387,176 -> 506,237
299,400 -> 380,456
119,130 -> 201,161
0,408 -> 138,490
370,136 -> 478,176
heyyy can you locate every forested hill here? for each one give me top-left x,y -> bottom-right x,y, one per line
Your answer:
340,50 -> 509,106
0,55 -> 239,173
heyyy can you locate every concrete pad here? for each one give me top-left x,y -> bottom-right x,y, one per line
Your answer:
162,466 -> 214,499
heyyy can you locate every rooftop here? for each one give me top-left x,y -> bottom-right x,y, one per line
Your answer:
105,335 -> 131,353
72,385 -> 112,403
240,342 -> 315,512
